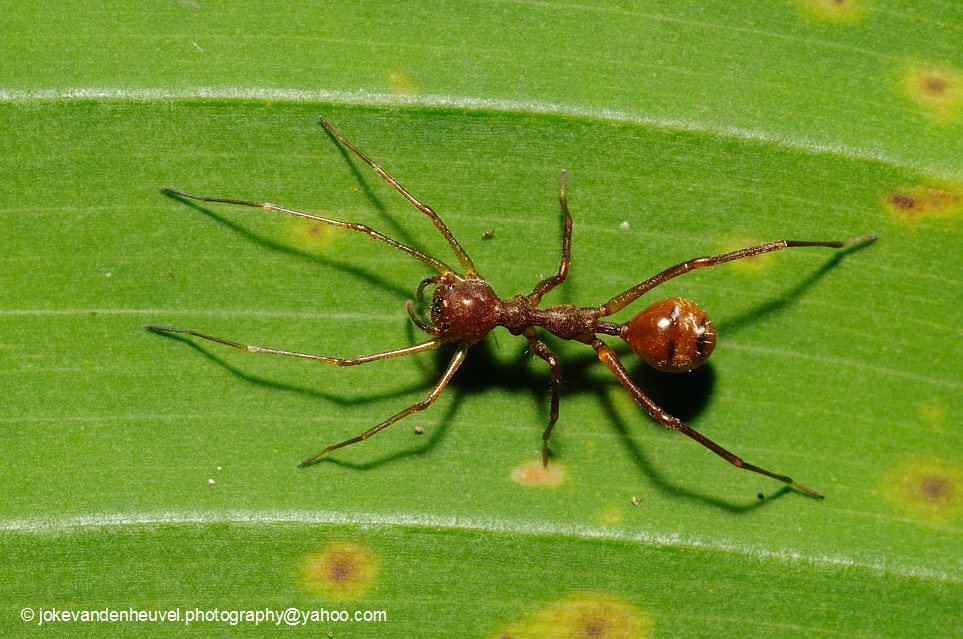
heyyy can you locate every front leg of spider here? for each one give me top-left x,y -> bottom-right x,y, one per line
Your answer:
152,119 -> 489,466
298,345 -> 469,467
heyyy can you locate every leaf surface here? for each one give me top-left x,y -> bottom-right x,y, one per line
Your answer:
2,2 -> 960,637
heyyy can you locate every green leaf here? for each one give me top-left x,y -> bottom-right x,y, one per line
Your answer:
2,2 -> 960,637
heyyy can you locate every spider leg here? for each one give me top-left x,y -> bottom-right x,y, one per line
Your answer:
524,328 -> 562,467
318,117 -> 478,277
529,170 -> 573,305
160,187 -> 455,276
591,339 -> 822,498
298,344 -> 469,467
595,235 -> 876,317
145,325 -> 443,366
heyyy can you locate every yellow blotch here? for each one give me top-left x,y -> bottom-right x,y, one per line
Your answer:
510,459 -> 565,487
605,386 -> 643,422
494,592 -> 653,639
597,506 -> 623,526
300,540 -> 379,599
722,237 -> 775,273
903,64 -> 962,119
388,70 -> 420,96
918,404 -> 946,432
800,0 -> 868,22
287,218 -> 337,253
881,457 -> 963,523
883,184 -> 961,223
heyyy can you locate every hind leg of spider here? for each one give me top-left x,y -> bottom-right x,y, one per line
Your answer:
592,339 -> 822,498
298,345 -> 469,467
529,170 -> 573,306
145,325 -> 443,366
524,328 -> 562,467
318,117 -> 477,276
595,235 -> 877,317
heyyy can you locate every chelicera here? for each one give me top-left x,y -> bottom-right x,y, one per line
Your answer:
149,117 -> 875,498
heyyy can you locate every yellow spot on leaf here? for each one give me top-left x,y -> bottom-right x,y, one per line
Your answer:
300,540 -> 379,599
883,184 -> 961,223
722,237 -> 774,273
597,506 -> 623,525
918,404 -> 946,432
903,64 -> 962,119
799,0 -> 868,22
495,592 -> 653,639
881,457 -> 962,523
388,70 -> 420,96
510,459 -> 565,487
287,218 -> 337,253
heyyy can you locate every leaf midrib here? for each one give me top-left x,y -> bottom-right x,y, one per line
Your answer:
2,509 -> 957,584
0,90 -> 949,177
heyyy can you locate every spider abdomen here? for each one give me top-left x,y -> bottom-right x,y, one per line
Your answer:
621,297 -> 716,372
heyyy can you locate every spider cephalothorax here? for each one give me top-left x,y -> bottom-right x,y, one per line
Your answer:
428,279 -> 500,340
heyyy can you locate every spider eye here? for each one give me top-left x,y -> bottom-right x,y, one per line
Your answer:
622,297 -> 716,372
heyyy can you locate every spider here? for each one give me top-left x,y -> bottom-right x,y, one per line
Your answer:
149,117 -> 875,498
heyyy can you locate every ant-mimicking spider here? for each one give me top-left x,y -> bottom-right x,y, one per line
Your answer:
149,117 -> 876,498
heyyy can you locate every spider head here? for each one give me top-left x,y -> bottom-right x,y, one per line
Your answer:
621,297 -> 716,372
408,276 -> 500,341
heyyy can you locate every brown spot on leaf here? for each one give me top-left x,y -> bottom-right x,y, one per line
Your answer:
889,193 -> 916,210
300,540 -> 379,599
917,475 -> 952,502
494,592 -> 653,639
923,76 -> 948,94
903,65 -> 962,119
884,185 -> 961,222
